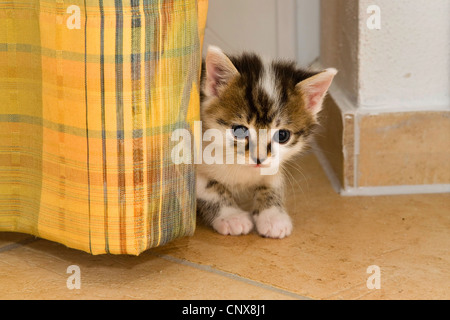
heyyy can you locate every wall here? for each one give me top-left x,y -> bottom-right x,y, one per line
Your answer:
320,0 -> 450,111
319,0 -> 360,107
203,0 -> 278,57
358,0 -> 450,110
296,0 -> 320,66
316,0 -> 450,195
203,0 -> 320,65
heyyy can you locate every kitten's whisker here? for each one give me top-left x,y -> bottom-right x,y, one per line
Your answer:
280,165 -> 304,213
285,160 -> 310,194
283,161 -> 311,209
280,165 -> 302,199
280,166 -> 298,201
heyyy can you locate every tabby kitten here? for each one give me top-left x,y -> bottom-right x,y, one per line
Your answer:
197,46 -> 336,238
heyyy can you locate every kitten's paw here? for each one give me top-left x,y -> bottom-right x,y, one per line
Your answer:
212,208 -> 254,236
254,207 -> 292,239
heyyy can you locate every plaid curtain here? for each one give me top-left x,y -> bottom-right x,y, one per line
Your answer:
0,0 -> 208,255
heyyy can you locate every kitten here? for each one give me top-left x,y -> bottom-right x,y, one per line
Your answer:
197,46 -> 336,238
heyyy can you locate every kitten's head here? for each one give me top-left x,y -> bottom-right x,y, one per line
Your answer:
200,46 -> 337,174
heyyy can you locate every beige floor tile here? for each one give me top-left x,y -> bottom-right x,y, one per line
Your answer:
153,153 -> 450,300
0,153 -> 449,300
0,238 -> 296,300
0,232 -> 36,250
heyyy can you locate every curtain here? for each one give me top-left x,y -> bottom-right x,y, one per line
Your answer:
0,0 -> 208,255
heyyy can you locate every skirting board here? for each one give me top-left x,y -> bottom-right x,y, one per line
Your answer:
313,141 -> 450,196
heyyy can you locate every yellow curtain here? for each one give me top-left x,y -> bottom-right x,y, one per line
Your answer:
0,0 -> 208,255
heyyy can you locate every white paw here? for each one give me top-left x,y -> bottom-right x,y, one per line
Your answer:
212,208 -> 254,236
254,207 -> 293,239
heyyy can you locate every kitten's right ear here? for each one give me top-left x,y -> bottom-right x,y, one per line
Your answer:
296,68 -> 337,116
204,46 -> 239,97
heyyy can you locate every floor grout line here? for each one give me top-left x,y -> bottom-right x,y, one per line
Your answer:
149,251 -> 313,300
324,282 -> 366,300
0,237 -> 40,253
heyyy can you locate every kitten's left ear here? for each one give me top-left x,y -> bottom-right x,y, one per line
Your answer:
296,68 -> 337,116
204,46 -> 239,97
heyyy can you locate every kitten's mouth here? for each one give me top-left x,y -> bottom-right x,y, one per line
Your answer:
249,164 -> 270,168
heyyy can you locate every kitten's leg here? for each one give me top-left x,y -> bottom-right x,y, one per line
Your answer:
252,186 -> 293,239
197,175 -> 253,236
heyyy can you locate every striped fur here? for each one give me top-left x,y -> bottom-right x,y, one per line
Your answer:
197,46 -> 336,239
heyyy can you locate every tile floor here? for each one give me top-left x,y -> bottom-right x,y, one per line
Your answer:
0,153 -> 449,300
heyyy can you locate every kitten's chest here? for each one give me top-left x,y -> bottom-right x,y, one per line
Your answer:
201,164 -> 268,187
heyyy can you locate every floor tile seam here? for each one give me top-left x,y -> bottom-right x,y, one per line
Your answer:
0,237 -> 39,253
149,251 -> 314,300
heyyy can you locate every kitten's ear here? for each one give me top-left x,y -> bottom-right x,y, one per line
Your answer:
204,46 -> 239,97
296,68 -> 337,116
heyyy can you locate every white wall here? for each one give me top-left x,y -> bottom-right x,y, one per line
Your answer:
203,0 -> 320,66
320,0 -> 450,111
319,0 -> 360,106
296,0 -> 320,66
358,0 -> 450,110
203,0 -> 278,57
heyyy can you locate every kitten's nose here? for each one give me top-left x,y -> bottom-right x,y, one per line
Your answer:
251,155 -> 266,165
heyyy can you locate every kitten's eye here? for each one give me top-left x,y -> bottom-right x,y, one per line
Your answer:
232,125 -> 249,140
274,130 -> 291,144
